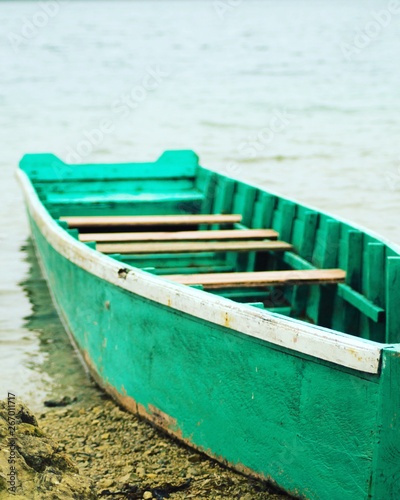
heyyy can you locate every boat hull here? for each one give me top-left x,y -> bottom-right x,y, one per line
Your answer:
24,200 -> 400,500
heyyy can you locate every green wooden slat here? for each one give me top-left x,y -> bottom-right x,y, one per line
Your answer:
307,220 -> 340,326
246,190 -> 268,272
56,220 -> 69,230
290,211 -> 319,318
253,193 -> 276,272
212,290 -> 269,300
152,265 -> 234,275
342,230 -> 363,336
299,211 -> 319,261
211,177 -> 235,231
108,253 -> 122,261
236,185 -> 257,271
279,200 -> 296,243
386,257 -> 400,343
47,191 -> 204,206
66,228 -> 79,240
200,171 -> 218,215
337,285 -> 385,323
267,307 -> 292,316
366,243 -> 386,342
283,252 -> 315,271
247,302 -> 265,309
84,241 -> 97,250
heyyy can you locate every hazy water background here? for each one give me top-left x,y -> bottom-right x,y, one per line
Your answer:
0,0 -> 399,408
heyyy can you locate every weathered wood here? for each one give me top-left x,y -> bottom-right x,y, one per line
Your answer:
369,347 -> 400,498
337,285 -> 385,323
307,219 -> 340,327
365,243 -> 386,342
79,229 -> 279,243
342,230 -> 363,336
61,214 -> 242,228
164,269 -> 346,289
291,211 -> 319,318
386,257 -> 400,343
97,240 -> 293,255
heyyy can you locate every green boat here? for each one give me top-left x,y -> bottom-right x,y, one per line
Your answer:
17,151 -> 400,499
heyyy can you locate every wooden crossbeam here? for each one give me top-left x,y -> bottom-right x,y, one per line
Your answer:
164,269 -> 346,289
79,229 -> 279,243
96,240 -> 293,255
60,214 -> 242,228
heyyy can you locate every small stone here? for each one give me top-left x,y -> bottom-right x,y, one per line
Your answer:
187,467 -> 200,477
119,473 -> 131,483
98,478 -> 114,489
143,492 -> 153,499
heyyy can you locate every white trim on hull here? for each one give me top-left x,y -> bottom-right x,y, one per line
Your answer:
17,169 -> 385,375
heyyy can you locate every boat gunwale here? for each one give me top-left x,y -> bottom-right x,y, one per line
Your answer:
16,168 -> 388,375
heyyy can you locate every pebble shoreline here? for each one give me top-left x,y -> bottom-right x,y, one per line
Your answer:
40,394 -> 290,499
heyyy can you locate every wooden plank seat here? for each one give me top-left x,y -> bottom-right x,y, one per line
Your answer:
96,240 -> 293,255
79,228 -> 279,243
164,269 -> 346,289
60,214 -> 242,229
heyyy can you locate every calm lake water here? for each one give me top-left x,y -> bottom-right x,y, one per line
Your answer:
0,0 -> 399,408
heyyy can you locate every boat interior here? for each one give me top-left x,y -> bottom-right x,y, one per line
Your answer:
24,151 -> 400,344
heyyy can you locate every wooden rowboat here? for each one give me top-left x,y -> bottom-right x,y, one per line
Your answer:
18,151 -> 400,499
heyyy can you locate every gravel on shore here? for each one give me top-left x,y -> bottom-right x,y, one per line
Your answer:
39,394 -> 290,500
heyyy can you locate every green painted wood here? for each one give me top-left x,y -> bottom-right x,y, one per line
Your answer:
66,228 -> 79,240
247,302 -> 265,309
151,265 -> 235,276
279,200 -> 296,243
84,241 -> 97,250
365,243 -> 386,342
369,347 -> 400,498
36,178 -> 196,196
56,220 -> 69,230
237,185 -> 257,271
246,190 -> 271,272
199,171 -> 218,216
293,211 -> 319,261
337,285 -> 385,323
290,211 -> 319,318
283,252 -> 315,271
341,230 -> 363,336
211,178 -> 235,234
212,289 -> 271,301
49,199 -> 203,218
386,257 -> 400,343
307,219 -> 340,327
267,306 -> 292,316
27,214 -> 384,500
46,191 -> 204,206
20,150 -> 199,181
108,253 -> 122,261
